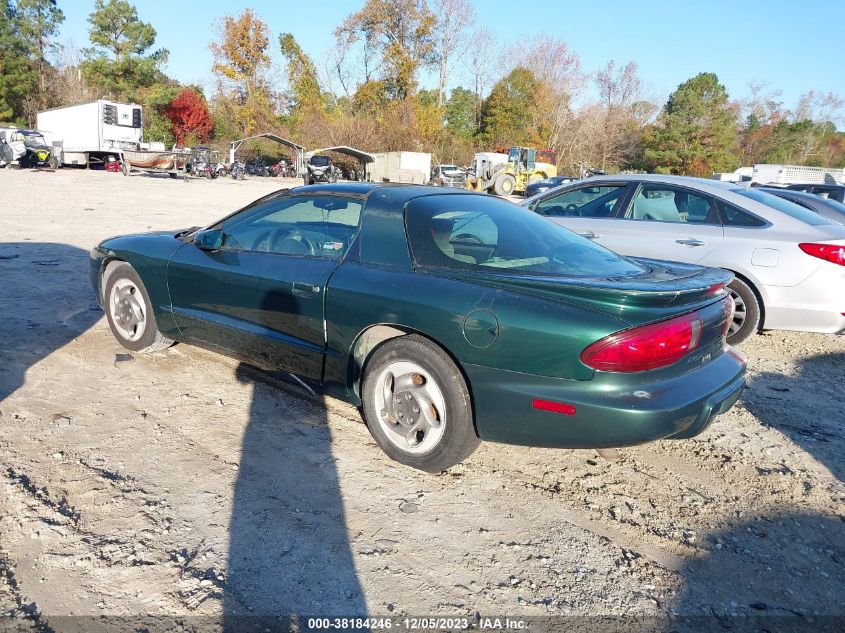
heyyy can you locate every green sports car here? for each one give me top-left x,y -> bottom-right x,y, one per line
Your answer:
90,183 -> 746,472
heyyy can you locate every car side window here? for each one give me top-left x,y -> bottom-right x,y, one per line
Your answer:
217,195 -> 363,258
533,185 -> 627,218
719,202 -> 767,227
623,185 -> 714,223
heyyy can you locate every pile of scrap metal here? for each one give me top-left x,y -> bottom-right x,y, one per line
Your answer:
0,127 -> 57,169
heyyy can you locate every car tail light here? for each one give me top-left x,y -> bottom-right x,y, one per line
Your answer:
581,311 -> 704,372
798,243 -> 845,266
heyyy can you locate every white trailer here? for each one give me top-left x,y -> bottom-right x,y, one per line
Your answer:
367,151 -> 431,184
750,163 -> 845,186
36,100 -> 143,167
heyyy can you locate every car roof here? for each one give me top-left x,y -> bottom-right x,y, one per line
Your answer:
788,183 -> 845,190
293,182 -> 479,200
582,173 -> 743,192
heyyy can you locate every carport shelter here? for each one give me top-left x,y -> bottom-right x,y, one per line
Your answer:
312,146 -> 375,180
229,134 -> 305,174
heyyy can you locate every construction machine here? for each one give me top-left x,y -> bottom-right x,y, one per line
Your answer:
465,146 -> 557,196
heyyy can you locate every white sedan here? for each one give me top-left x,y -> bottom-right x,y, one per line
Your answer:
522,174 -> 845,345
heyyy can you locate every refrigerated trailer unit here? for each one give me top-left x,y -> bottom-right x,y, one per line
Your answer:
36,100 -> 143,166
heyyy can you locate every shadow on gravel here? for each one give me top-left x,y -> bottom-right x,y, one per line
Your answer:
669,511 -> 845,632
0,242 -> 100,404
742,351 -> 845,482
223,364 -> 365,628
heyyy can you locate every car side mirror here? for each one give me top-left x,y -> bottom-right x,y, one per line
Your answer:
195,228 -> 224,251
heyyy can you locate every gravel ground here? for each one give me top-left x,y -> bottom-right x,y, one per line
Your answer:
0,168 -> 843,631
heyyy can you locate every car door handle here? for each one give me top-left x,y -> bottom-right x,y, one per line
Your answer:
578,231 -> 603,240
292,281 -> 321,297
676,239 -> 706,246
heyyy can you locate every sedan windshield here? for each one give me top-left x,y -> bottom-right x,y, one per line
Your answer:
406,194 -> 646,278
734,188 -> 835,226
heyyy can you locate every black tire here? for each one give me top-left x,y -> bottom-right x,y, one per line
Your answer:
493,174 -> 516,196
103,262 -> 174,353
726,277 -> 761,346
361,334 -> 480,472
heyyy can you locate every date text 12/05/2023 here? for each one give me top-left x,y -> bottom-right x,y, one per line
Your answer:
304,617 -> 526,630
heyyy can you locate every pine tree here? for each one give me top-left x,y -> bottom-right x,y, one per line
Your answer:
16,0 -> 64,96
0,0 -> 37,123
81,0 -> 168,101
644,72 -> 739,176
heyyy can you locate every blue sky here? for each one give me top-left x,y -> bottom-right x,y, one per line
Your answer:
57,0 -> 845,110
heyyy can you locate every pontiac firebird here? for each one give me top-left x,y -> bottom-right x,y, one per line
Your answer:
90,183 -> 746,472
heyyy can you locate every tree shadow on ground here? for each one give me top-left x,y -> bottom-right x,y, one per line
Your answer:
222,364 -> 365,630
0,242 -> 101,405
741,350 -> 845,482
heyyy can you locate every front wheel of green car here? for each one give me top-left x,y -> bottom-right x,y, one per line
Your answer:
361,335 -> 480,472
103,262 -> 174,353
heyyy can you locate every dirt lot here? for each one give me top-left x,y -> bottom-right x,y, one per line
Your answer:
0,168 -> 843,630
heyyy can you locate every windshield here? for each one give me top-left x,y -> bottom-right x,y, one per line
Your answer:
310,156 -> 330,167
22,132 -> 46,147
734,188 -> 835,226
440,165 -> 459,172
406,194 -> 647,278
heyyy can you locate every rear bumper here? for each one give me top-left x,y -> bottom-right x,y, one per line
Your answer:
464,349 -> 746,448
760,263 -> 845,334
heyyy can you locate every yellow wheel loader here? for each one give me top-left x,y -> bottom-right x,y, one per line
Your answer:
465,147 -> 557,196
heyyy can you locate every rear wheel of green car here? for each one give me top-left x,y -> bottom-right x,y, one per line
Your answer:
103,263 -> 174,353
361,335 -> 480,472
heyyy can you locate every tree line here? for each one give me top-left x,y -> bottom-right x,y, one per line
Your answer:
2,0 -> 843,175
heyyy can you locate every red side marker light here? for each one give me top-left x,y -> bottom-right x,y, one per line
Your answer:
533,399 -> 576,416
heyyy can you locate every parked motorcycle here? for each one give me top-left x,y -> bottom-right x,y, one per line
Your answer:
268,161 -> 290,177
231,160 -> 246,180
247,157 -> 270,177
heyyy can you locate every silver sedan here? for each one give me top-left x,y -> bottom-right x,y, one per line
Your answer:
522,174 -> 845,345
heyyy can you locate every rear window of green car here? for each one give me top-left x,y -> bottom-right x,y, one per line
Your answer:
405,195 -> 646,278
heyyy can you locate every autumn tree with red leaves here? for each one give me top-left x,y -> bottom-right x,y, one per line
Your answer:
165,88 -> 214,145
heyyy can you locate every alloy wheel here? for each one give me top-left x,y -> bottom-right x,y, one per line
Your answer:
109,278 -> 147,341
372,360 -> 446,454
728,287 -> 746,336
